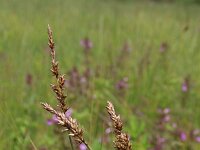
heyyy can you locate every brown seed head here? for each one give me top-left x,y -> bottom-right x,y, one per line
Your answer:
47,25 -> 67,112
106,101 -> 123,135
41,25 -> 90,150
114,133 -> 132,150
41,102 -> 89,148
48,24 -> 55,50
106,101 -> 132,150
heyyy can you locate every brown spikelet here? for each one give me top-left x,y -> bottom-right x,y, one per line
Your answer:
47,24 -> 67,112
106,101 -> 132,150
41,25 -> 90,150
41,103 -> 90,148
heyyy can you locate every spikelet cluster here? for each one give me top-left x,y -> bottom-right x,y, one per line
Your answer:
41,103 -> 89,148
41,25 -> 132,150
107,101 -> 132,150
47,24 -> 67,112
41,25 -> 90,149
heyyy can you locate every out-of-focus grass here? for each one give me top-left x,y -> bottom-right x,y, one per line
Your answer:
0,0 -> 200,149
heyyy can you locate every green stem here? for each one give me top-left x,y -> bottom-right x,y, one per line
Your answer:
69,136 -> 74,150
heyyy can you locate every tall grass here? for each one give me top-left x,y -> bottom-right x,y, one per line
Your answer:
0,0 -> 200,149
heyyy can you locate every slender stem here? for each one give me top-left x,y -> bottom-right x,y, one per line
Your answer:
69,136 -> 74,150
85,142 -> 91,150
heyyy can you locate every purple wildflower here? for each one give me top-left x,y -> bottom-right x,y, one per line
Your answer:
52,115 -> 58,122
105,128 -> 112,134
190,129 -> 200,143
79,143 -> 87,150
115,77 -> 128,90
160,42 -> 168,53
46,115 -> 58,125
195,136 -> 200,143
47,119 -> 54,125
181,77 -> 190,93
157,136 -> 166,145
180,132 -> 187,141
163,115 -> 170,123
193,129 -> 200,135
158,108 -> 171,123
182,82 -> 188,92
80,38 -> 93,53
47,109 -> 72,126
172,123 -> 177,128
150,135 -> 166,150
65,108 -> 73,118
163,108 -> 170,114
80,76 -> 87,84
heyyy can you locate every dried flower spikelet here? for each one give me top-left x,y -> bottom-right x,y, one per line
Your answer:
41,25 -> 90,150
48,24 -> 58,77
106,101 -> 132,150
107,101 -> 123,135
47,24 -> 67,112
41,103 -> 89,148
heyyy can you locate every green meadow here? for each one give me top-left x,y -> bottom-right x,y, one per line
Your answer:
0,0 -> 200,149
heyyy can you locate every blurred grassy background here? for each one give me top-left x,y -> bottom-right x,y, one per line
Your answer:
0,0 -> 200,149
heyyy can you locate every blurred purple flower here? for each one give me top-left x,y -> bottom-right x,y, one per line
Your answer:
190,129 -> 199,137
163,115 -> 170,123
182,82 -> 188,92
47,119 -> 54,125
193,129 -> 200,135
157,136 -> 166,144
180,132 -> 187,141
163,108 -> 170,114
26,73 -> 32,86
105,128 -> 112,134
65,108 -> 73,118
181,77 -> 190,93
47,109 -> 72,126
115,77 -> 128,90
80,76 -> 87,84
80,38 -> 93,53
158,108 -> 171,123
79,143 -> 87,150
157,107 -> 172,132
150,136 -> 166,150
172,123 -> 177,129
190,129 -> 200,143
160,42 -> 168,53
195,136 -> 200,143
47,115 -> 58,126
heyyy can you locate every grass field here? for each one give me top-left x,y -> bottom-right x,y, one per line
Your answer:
0,0 -> 200,149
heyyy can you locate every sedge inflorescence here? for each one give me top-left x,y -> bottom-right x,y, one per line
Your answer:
41,25 -> 90,150
41,25 -> 132,150
107,101 -> 132,150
